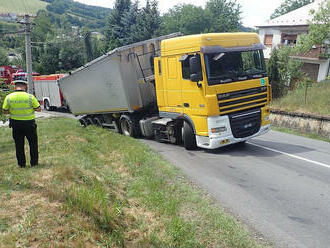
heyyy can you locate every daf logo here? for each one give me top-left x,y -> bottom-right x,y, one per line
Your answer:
244,123 -> 253,129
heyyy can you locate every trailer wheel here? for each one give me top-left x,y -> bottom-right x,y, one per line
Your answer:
44,99 -> 51,111
79,118 -> 88,127
93,117 -> 103,127
182,122 -> 197,150
86,117 -> 93,125
119,115 -> 136,137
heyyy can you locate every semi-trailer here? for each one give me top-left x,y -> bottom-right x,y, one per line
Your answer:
59,32 -> 271,150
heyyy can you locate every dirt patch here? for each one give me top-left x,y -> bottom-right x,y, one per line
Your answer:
33,168 -> 54,188
123,199 -> 167,247
65,135 -> 88,143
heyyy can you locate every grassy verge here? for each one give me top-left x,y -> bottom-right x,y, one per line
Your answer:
271,126 -> 330,143
0,0 -> 48,15
0,118 -> 266,247
271,80 -> 330,116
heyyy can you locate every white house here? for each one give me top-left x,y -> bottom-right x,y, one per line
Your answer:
256,0 -> 330,82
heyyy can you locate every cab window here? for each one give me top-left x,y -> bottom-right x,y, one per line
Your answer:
180,54 -> 193,80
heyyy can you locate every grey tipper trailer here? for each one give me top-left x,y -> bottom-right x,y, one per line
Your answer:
59,33 -> 181,117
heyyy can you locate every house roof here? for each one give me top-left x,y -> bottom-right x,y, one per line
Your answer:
256,0 -> 324,27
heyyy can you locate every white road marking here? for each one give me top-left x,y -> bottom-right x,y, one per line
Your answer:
247,142 -> 330,169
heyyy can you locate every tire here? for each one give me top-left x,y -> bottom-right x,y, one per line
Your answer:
174,122 -> 183,144
86,117 -> 93,125
182,122 -> 197,150
93,117 -> 103,127
79,118 -> 88,127
119,115 -> 136,137
44,99 -> 51,111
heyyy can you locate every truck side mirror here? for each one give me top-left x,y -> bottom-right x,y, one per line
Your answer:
190,73 -> 199,82
189,55 -> 202,87
189,55 -> 201,74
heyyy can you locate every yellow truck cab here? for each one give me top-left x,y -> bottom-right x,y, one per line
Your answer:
154,33 -> 271,149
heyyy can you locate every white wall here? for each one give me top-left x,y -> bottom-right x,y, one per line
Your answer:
259,28 -> 282,58
318,59 -> 330,82
258,27 -> 308,58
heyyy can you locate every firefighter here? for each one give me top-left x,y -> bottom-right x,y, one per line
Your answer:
2,80 -> 41,168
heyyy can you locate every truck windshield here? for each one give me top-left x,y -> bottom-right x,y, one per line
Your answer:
204,49 -> 267,85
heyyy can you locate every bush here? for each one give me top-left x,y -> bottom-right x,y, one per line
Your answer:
0,80 -> 14,123
267,47 -> 305,99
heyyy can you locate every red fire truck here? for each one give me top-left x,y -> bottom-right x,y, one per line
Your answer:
13,71 -> 40,81
0,65 -> 22,84
33,74 -> 68,111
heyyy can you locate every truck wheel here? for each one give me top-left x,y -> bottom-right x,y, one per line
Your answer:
119,115 -> 136,137
174,122 -> 183,144
182,122 -> 197,150
44,99 -> 51,111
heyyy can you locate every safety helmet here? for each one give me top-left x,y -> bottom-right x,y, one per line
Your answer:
12,80 -> 28,86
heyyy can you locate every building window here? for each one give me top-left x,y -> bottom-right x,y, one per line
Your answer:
264,34 -> 273,47
281,34 -> 297,46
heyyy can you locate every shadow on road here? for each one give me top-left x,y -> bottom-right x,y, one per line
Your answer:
204,140 -> 315,158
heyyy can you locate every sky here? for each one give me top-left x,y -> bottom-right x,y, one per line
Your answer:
74,0 -> 284,27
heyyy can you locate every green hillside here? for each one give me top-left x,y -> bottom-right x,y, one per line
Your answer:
0,0 -> 48,15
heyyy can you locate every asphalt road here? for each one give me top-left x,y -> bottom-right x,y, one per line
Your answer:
143,131 -> 330,248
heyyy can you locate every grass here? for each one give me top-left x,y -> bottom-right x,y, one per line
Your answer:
0,0 -> 48,15
0,118 -> 267,248
271,80 -> 330,116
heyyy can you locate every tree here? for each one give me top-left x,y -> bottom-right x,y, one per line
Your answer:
32,10 -> 54,42
133,0 -> 162,41
83,29 -> 93,62
121,0 -> 140,44
0,80 -> 14,123
36,43 -> 60,74
105,0 -> 131,50
0,50 -> 9,65
297,0 -> 330,57
161,4 -> 211,35
59,39 -> 85,71
271,0 -> 313,19
267,48 -> 284,98
267,46 -> 304,98
205,0 -> 241,32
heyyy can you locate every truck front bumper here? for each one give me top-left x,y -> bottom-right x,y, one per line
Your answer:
196,124 -> 270,149
195,111 -> 270,149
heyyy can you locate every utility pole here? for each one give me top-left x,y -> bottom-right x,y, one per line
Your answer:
18,14 -> 34,94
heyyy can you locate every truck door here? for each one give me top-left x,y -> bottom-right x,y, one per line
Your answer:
180,54 -> 205,114
165,56 -> 182,108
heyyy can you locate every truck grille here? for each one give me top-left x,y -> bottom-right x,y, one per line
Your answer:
218,87 -> 267,114
229,109 -> 261,138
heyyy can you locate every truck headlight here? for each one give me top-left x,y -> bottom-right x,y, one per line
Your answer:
211,126 -> 227,133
